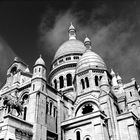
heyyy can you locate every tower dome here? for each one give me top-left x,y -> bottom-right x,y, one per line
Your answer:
76,37 -> 107,73
34,55 -> 45,66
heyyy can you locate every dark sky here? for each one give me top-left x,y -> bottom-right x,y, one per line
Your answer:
0,0 -> 140,85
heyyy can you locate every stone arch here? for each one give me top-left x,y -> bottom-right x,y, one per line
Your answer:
84,135 -> 92,140
74,98 -> 100,117
19,90 -> 29,102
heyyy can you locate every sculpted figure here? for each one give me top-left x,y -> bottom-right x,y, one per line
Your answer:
3,95 -> 23,116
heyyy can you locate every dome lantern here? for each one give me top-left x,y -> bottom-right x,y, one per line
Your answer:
68,22 -> 76,40
84,36 -> 91,50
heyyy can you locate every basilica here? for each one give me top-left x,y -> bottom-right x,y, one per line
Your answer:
0,23 -> 140,140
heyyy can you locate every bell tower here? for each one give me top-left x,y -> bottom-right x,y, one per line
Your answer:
27,55 -> 47,140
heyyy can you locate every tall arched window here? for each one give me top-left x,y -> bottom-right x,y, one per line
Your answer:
23,107 -> 27,120
86,138 -> 90,140
59,76 -> 64,89
53,107 -> 56,117
81,79 -> 85,89
33,84 -> 35,91
54,79 -> 57,89
76,131 -> 81,140
95,76 -> 98,86
85,77 -> 89,88
67,74 -> 72,86
50,102 -> 53,116
45,101 -> 48,123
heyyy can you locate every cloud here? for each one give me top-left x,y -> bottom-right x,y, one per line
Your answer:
0,37 -> 16,85
39,1 -> 140,84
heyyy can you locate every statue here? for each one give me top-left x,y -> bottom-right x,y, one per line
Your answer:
3,95 -> 24,116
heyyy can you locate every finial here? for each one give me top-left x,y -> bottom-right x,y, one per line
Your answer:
110,69 -> 115,76
69,22 -> 75,30
40,54 -> 42,58
117,74 -> 122,80
14,57 -> 18,61
68,22 -> 76,40
116,73 -> 122,85
25,65 -> 30,73
84,35 -> 91,50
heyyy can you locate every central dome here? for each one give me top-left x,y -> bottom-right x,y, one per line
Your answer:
54,39 -> 86,60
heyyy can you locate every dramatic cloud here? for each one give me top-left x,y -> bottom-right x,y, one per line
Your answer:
39,0 -> 140,83
0,37 -> 16,86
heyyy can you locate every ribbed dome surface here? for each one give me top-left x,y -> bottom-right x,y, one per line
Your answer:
76,49 -> 107,73
54,39 -> 86,61
35,56 -> 45,66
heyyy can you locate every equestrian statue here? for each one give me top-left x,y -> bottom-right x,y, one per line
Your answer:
2,95 -> 24,116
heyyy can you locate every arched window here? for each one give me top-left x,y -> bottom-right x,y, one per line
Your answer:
82,103 -> 93,114
23,107 -> 27,120
130,92 -> 132,97
67,74 -> 72,86
22,94 -> 29,104
33,84 -> 35,91
85,77 -> 89,88
50,102 -> 53,116
45,101 -> 48,123
81,79 -> 85,89
10,66 -> 17,75
95,76 -> 98,86
86,138 -> 90,140
76,131 -> 81,140
46,102 -> 48,114
54,79 -> 57,89
42,85 -> 44,91
59,76 -> 64,89
53,107 -> 56,117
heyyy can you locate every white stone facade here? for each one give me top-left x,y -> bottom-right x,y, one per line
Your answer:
0,24 -> 140,140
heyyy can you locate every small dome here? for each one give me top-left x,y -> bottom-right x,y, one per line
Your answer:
54,39 -> 86,61
76,49 -> 107,73
84,36 -> 91,45
35,55 -> 45,66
